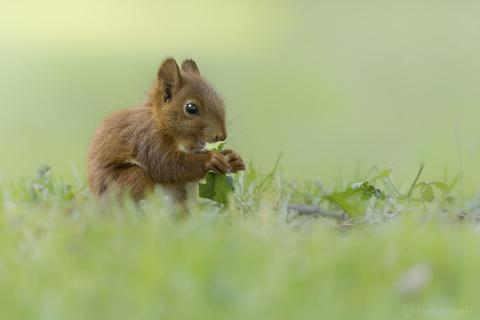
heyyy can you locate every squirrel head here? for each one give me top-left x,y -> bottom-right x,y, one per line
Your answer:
149,57 -> 226,152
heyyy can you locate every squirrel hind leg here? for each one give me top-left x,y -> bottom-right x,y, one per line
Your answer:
113,165 -> 155,201
161,184 -> 192,214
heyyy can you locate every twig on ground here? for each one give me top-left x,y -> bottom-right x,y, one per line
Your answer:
287,204 -> 349,221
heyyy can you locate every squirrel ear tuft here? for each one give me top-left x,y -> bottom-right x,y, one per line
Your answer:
157,58 -> 183,102
181,59 -> 200,75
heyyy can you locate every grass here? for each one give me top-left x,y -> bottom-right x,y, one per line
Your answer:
1,165 -> 480,320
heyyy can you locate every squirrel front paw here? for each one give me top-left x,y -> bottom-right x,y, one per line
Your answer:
205,152 -> 231,174
221,149 -> 246,173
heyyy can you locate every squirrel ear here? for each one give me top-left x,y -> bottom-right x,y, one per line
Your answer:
157,58 -> 183,102
181,59 -> 200,75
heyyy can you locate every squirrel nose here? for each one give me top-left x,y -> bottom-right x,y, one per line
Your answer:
214,132 -> 227,142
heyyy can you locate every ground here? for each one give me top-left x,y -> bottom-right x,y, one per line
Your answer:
1,165 -> 479,320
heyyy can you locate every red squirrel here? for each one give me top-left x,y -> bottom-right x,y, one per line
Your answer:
87,57 -> 245,202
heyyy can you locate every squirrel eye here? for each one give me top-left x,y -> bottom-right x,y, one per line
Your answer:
185,103 -> 199,115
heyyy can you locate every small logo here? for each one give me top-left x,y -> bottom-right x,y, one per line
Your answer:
402,305 -> 415,317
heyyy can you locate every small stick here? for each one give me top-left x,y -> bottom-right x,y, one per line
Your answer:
287,204 -> 348,221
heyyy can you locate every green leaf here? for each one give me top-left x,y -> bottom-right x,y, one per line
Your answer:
373,187 -> 386,200
198,142 -> 234,206
421,184 -> 434,202
324,192 -> 359,215
350,181 -> 385,200
370,167 -> 395,182
325,181 -> 385,217
414,182 -> 427,189
199,172 -> 234,206
430,181 -> 449,192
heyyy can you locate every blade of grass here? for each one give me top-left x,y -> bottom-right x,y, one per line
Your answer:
406,163 -> 425,204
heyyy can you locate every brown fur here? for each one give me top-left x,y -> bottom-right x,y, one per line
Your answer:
87,57 -> 245,202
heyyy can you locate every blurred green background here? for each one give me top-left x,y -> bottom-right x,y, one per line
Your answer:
1,0 -> 480,190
